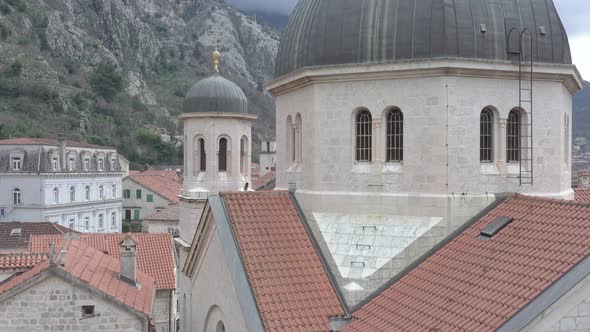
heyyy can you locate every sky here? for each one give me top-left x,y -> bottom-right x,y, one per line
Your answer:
227,0 -> 589,80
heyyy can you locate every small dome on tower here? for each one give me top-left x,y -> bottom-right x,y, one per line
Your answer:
184,73 -> 248,114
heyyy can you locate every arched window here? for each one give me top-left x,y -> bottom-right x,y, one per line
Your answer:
355,110 -> 372,162
70,186 -> 76,203
111,212 -> 117,227
13,188 -> 21,205
219,138 -> 228,172
480,108 -> 494,162
85,186 -> 90,201
112,184 -> 117,198
295,114 -> 302,163
287,115 -> 294,164
240,136 -> 248,176
507,109 -> 521,162
216,321 -> 226,332
386,108 -> 403,162
53,188 -> 59,204
99,185 -> 104,199
199,138 -> 206,172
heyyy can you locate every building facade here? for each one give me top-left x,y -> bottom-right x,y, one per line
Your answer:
0,138 -> 123,233
122,170 -> 182,231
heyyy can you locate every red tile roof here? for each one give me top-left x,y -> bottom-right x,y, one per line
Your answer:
575,189 -> 590,204
0,222 -> 76,250
29,233 -> 176,290
144,205 -> 180,222
252,171 -> 276,191
127,171 -> 182,203
345,195 -> 590,332
0,137 -> 112,149
0,238 -> 154,316
221,191 -> 345,331
0,253 -> 47,269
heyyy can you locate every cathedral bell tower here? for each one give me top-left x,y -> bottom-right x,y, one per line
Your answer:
178,44 -> 257,242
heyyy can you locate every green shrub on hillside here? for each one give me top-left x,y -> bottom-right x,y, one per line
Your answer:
89,63 -> 126,102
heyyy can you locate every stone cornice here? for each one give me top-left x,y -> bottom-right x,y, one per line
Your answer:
267,58 -> 584,96
178,112 -> 258,121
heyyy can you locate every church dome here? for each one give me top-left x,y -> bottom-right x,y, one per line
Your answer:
275,0 -> 572,78
184,73 -> 248,114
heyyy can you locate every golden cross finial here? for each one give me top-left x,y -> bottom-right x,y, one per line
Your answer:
213,32 -> 221,72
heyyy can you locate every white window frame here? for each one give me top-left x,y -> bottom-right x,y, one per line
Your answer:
11,157 -> 22,171
68,157 -> 76,171
84,216 -> 90,231
97,158 -> 104,171
51,157 -> 59,171
84,157 -> 90,171
111,184 -> 117,198
85,186 -> 91,201
53,188 -> 59,204
13,188 -> 21,205
111,212 -> 117,227
68,218 -> 75,230
98,214 -> 104,229
110,158 -> 116,170
99,185 -> 104,199
69,186 -> 76,203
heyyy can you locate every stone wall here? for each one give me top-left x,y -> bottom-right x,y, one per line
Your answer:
0,275 -> 145,332
153,290 -> 177,332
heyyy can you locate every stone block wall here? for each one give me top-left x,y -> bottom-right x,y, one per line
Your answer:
0,275 -> 144,332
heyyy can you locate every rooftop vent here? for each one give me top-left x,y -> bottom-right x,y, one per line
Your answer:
478,217 -> 513,240
10,228 -> 22,236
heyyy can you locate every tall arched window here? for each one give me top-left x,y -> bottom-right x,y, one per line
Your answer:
69,186 -> 76,202
13,188 -> 21,205
240,136 -> 248,176
386,108 -> 403,162
85,186 -> 90,201
112,184 -> 117,198
219,138 -> 228,172
355,110 -> 372,162
287,115 -> 294,164
53,188 -> 59,204
295,114 -> 302,163
199,138 -> 206,172
507,109 -> 521,162
99,185 -> 104,199
480,108 -> 494,162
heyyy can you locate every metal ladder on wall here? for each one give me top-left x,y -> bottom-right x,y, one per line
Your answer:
508,28 -> 535,185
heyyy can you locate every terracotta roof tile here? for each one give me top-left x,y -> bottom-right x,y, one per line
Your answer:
0,239 -> 155,316
127,171 -> 182,203
29,233 -> 176,290
345,195 -> 590,332
0,222 -> 76,250
0,253 -> 47,269
144,204 -> 180,222
221,191 -> 345,331
0,137 -> 112,149
575,189 -> 590,204
252,172 -> 276,191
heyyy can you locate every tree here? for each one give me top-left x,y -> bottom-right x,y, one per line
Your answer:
89,63 -> 125,102
8,61 -> 22,77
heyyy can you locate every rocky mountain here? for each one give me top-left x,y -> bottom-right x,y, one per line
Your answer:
574,81 -> 590,139
0,0 -> 279,166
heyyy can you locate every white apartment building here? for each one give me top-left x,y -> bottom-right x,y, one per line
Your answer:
0,137 -> 123,233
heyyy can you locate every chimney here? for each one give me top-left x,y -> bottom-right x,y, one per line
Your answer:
57,133 -> 67,170
119,235 -> 137,286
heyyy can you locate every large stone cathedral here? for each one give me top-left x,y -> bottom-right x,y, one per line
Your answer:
178,1 -> 588,331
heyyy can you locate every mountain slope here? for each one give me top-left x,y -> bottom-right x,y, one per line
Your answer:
574,81 -> 590,139
0,0 -> 278,166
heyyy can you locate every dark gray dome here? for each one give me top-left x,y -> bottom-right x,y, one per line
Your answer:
184,73 -> 248,113
276,0 -> 572,77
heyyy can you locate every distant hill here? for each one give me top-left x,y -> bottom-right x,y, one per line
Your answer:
573,81 -> 590,139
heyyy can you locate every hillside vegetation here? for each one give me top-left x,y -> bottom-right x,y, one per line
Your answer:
0,0 -> 278,167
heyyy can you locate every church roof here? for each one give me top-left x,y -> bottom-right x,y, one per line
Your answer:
345,195 -> 590,331
183,73 -> 248,114
276,0 -> 572,77
221,191 -> 346,331
208,192 -> 590,331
